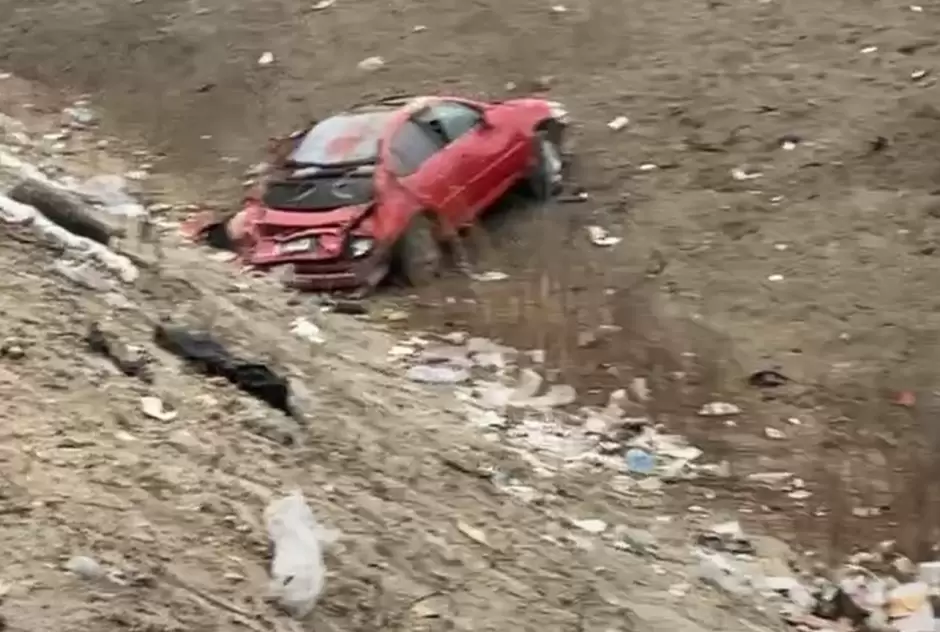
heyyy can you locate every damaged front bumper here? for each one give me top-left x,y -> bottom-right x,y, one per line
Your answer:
261,250 -> 390,291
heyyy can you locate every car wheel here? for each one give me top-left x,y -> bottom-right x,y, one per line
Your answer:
525,129 -> 564,202
395,214 -> 442,286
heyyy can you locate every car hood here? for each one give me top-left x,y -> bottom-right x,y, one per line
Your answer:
255,203 -> 372,239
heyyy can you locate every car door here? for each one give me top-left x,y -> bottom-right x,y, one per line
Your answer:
419,100 -> 526,222
386,116 -> 472,232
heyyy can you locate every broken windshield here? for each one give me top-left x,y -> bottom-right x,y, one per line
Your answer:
288,111 -> 395,166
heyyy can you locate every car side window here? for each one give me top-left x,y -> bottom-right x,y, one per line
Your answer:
418,102 -> 483,143
387,120 -> 445,176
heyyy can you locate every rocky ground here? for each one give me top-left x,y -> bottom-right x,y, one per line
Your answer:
2,0 -> 940,628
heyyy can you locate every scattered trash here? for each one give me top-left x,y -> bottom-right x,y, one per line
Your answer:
607,116 -> 629,131
265,490 -> 339,618
747,369 -> 790,388
697,521 -> 756,555
357,56 -> 385,71
698,401 -> 741,416
291,317 -> 325,344
154,324 -> 296,418
572,518 -> 607,534
550,4 -> 568,13
894,390 -> 917,407
406,364 -> 470,384
140,396 -> 178,422
731,167 -> 762,181
638,163 -> 658,171
469,270 -> 509,282
911,69 -> 928,81
861,46 -> 878,54
65,555 -> 106,580
311,0 -> 335,9
625,447 -> 656,474
586,225 -> 622,247
258,51 -> 275,66
456,521 -> 489,546
764,427 -> 786,440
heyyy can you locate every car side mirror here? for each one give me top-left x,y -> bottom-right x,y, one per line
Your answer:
478,110 -> 494,129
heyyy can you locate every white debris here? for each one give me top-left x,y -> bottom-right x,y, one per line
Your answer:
65,555 -> 106,580
290,317 -> 325,344
586,225 -> 622,247
469,270 -> 508,282
767,274 -> 784,282
607,116 -> 629,131
357,56 -> 385,72
698,401 -> 741,416
311,0 -> 335,9
406,364 -> 470,384
730,167 -> 762,181
258,51 -> 275,65
638,163 -> 658,171
764,427 -> 786,440
572,518 -> 607,534
861,46 -> 878,54
265,491 -> 339,618
140,396 -> 178,422
550,4 -> 568,12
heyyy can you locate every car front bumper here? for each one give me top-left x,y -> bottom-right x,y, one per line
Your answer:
258,251 -> 390,291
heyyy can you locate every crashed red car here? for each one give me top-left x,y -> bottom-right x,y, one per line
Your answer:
190,94 -> 569,291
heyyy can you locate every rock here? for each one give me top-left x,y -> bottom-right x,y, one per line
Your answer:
63,104 -> 98,128
0,338 -> 25,359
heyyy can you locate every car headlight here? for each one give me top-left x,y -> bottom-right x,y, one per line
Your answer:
546,100 -> 570,125
348,237 -> 374,258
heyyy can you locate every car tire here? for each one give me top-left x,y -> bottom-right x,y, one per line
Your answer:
525,127 -> 564,202
395,213 -> 442,287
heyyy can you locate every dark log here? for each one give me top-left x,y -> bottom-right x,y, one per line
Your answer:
8,178 -> 122,246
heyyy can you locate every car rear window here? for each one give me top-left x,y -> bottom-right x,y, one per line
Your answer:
289,111 -> 394,165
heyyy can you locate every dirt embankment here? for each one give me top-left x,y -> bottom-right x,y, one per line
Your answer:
0,80 -> 788,631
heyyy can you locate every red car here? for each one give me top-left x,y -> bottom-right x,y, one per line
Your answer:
191,94 -> 569,291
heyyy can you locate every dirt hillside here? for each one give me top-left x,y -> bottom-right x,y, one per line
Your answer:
1,0 -> 940,626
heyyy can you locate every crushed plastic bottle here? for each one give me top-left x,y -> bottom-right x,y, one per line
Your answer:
624,447 -> 656,475
264,490 -> 340,618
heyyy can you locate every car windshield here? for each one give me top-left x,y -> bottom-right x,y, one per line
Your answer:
289,111 -> 394,166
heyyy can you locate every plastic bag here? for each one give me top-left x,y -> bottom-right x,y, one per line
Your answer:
264,490 -> 340,618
